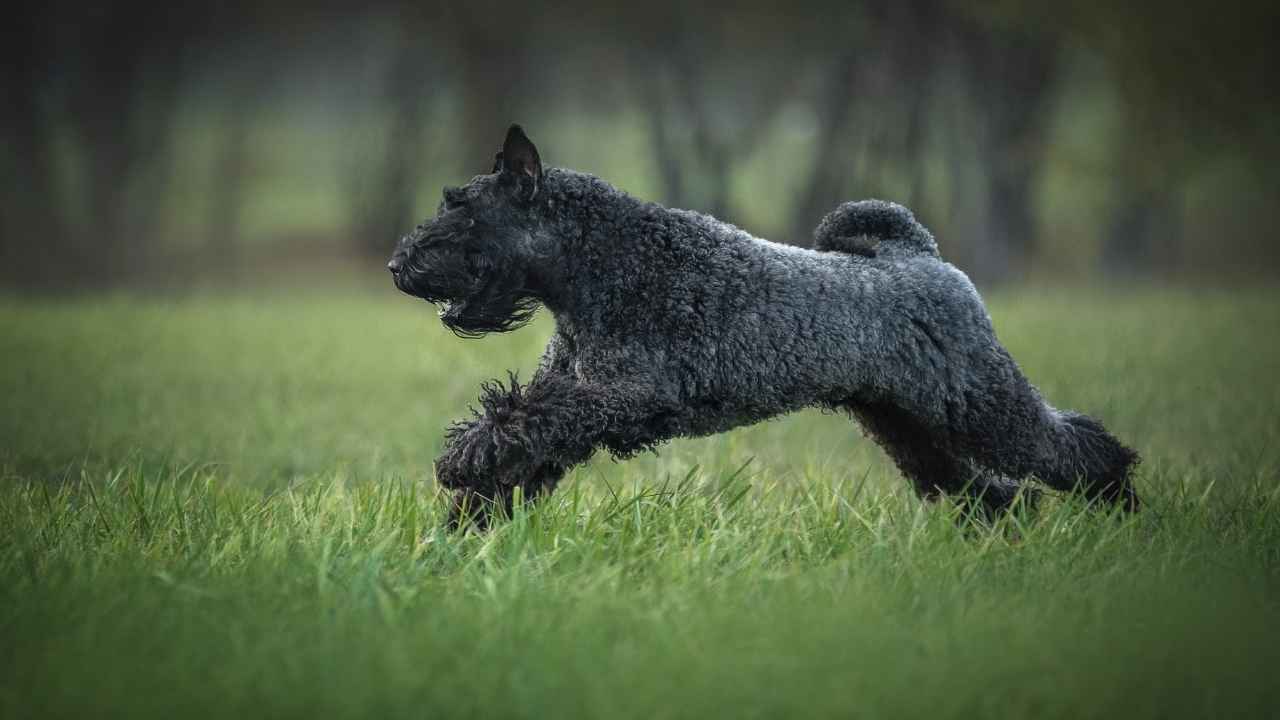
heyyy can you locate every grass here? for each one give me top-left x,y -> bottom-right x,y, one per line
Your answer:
2,282 -> 1279,718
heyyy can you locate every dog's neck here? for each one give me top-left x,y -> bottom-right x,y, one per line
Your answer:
524,168 -> 648,321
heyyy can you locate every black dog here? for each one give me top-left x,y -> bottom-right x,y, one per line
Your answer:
389,125 -> 1139,527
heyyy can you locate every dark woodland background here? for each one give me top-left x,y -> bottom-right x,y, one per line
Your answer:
3,0 -> 1278,291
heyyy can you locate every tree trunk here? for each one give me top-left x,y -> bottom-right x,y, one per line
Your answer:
1103,189 -> 1176,275
958,21 -> 1058,284
0,6 -> 63,287
791,53 -> 859,245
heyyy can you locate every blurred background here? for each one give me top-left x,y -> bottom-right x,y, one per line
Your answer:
2,0 -> 1278,291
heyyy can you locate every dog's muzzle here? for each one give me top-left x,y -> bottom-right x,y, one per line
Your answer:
387,252 -> 406,276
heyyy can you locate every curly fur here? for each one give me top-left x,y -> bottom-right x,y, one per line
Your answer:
814,199 -> 939,259
390,125 -> 1140,527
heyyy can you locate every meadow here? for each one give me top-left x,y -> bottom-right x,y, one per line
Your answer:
2,282 -> 1279,718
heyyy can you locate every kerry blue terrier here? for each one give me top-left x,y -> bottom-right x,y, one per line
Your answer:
388,125 -> 1139,528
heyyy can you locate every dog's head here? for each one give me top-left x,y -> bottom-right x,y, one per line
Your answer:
389,125 -> 546,337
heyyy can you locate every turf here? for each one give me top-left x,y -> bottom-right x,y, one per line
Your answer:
2,284 -> 1279,718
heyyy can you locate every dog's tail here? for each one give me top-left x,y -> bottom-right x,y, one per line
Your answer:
813,200 -> 938,259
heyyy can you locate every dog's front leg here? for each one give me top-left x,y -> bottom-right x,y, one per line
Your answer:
434,372 -> 660,529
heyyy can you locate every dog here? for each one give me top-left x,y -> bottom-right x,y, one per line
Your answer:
389,124 -> 1139,528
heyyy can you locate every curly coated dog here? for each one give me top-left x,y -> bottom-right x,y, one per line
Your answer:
389,125 -> 1139,528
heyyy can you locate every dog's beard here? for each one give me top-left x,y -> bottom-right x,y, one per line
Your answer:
396,262 -> 538,338
395,266 -> 538,338
439,289 -> 540,338
392,225 -> 540,338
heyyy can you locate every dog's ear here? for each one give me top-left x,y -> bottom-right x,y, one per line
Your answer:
491,151 -> 504,174
501,124 -> 542,199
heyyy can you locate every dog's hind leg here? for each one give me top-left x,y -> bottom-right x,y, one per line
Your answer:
1019,409 -> 1140,511
951,378 -> 1141,512
847,400 -> 1034,520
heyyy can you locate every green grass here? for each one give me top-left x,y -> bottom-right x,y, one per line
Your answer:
2,283 -> 1280,718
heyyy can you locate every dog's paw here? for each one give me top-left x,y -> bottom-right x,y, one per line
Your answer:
435,420 -> 541,493
444,487 -> 511,531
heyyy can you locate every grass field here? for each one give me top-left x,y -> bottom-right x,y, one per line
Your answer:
2,283 -> 1279,718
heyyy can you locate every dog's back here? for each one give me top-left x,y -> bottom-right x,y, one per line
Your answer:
591,198 -> 984,426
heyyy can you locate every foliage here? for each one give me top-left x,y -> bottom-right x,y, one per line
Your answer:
4,2 -> 1279,287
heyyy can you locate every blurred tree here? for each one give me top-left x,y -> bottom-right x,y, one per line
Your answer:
4,0 -> 1278,289
203,18 -> 274,271
954,10 -> 1059,282
790,1 -> 942,248
55,3 -> 202,285
634,3 -> 799,222
1057,1 -> 1280,274
450,0 -> 536,172
790,48 -> 861,246
347,4 -> 439,256
0,3 -> 62,287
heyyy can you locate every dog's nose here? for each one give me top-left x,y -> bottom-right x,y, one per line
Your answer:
387,256 -> 404,275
